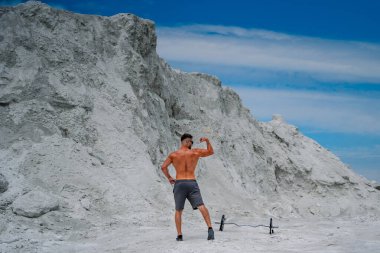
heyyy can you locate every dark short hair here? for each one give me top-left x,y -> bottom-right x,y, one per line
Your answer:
181,133 -> 193,142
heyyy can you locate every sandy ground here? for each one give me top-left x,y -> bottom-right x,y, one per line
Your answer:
36,216 -> 380,253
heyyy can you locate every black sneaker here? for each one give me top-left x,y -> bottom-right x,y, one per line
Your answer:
207,228 -> 214,240
176,235 -> 183,241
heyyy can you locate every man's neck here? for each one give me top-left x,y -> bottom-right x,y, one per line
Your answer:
179,146 -> 190,151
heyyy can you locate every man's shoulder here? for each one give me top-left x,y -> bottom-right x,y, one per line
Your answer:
190,148 -> 204,156
169,150 -> 179,157
169,150 -> 184,161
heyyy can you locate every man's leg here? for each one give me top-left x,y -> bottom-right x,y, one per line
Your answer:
197,204 -> 212,228
198,204 -> 215,240
175,209 -> 183,236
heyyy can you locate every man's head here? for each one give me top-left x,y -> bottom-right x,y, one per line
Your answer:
181,133 -> 193,149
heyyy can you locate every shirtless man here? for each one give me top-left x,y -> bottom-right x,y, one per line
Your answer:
161,133 -> 215,241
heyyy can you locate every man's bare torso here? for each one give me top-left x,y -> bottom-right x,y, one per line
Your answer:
161,137 -> 214,183
170,149 -> 200,180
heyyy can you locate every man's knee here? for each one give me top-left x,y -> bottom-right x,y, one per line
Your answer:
197,204 -> 206,210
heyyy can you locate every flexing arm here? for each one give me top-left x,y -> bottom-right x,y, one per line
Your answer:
193,137 -> 214,157
161,154 -> 176,184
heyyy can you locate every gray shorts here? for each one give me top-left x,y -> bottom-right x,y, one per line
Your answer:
173,179 -> 204,210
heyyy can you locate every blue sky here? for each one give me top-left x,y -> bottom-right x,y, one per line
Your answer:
2,0 -> 379,182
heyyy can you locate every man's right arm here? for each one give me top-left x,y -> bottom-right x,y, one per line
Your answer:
193,137 -> 214,157
161,153 -> 175,184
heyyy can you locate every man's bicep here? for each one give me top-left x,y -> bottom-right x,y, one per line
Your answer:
193,148 -> 210,157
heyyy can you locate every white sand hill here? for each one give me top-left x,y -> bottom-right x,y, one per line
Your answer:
0,1 -> 379,252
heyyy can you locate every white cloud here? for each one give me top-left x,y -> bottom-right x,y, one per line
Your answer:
157,25 -> 380,84
231,87 -> 380,135
333,145 -> 380,159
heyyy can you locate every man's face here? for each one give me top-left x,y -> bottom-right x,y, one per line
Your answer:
182,138 -> 193,148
